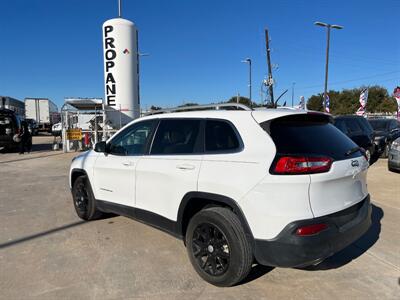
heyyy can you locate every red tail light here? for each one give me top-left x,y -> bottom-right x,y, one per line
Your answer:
273,156 -> 332,175
296,223 -> 328,236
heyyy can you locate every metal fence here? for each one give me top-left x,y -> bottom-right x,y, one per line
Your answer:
61,107 -> 140,152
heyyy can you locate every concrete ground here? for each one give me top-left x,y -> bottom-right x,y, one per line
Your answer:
0,136 -> 399,299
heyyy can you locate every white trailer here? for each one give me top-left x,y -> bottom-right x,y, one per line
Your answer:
25,98 -> 60,132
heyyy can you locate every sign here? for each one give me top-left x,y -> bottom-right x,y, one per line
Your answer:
67,128 -> 82,140
102,18 -> 140,123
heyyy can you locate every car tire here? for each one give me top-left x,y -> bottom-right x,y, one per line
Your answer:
72,175 -> 103,221
185,207 -> 253,287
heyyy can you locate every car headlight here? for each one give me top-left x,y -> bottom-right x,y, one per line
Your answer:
391,141 -> 400,151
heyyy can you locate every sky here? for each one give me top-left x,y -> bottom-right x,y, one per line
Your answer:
0,0 -> 399,110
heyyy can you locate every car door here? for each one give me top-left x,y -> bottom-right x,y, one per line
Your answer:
135,118 -> 203,221
92,119 -> 157,207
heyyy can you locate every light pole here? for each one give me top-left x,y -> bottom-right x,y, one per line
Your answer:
314,21 -> 343,111
241,58 -> 252,101
291,82 -> 296,107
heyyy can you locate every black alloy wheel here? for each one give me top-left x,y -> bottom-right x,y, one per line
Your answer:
72,176 -> 103,221
73,179 -> 89,215
192,223 -> 230,276
186,207 -> 253,287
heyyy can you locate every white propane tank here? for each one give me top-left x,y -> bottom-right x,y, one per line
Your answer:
102,18 -> 140,126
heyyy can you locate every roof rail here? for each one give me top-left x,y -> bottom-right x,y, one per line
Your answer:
145,103 -> 252,115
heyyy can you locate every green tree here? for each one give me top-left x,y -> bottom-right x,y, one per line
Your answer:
226,96 -> 258,108
150,105 -> 162,111
178,102 -> 199,107
306,85 -> 397,115
366,86 -> 397,113
307,94 -> 323,111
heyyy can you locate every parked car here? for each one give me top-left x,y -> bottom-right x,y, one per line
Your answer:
368,118 -> 400,158
25,118 -> 39,136
70,106 -> 371,287
388,137 -> 400,172
333,115 -> 375,163
0,109 -> 22,151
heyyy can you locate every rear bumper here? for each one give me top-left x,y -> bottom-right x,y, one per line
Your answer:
0,138 -> 16,148
254,195 -> 371,267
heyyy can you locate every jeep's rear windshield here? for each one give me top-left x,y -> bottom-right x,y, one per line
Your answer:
262,114 -> 362,161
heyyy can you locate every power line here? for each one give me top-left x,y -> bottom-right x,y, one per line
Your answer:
282,43 -> 399,66
297,70 -> 400,90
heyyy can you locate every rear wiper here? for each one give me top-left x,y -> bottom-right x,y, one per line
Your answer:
345,146 -> 360,156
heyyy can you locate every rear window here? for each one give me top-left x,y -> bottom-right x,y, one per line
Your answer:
344,119 -> 363,135
264,114 -> 361,161
205,120 -> 240,152
369,119 -> 390,131
357,118 -> 374,135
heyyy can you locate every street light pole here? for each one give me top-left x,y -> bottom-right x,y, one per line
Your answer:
241,58 -> 252,102
314,21 -> 343,111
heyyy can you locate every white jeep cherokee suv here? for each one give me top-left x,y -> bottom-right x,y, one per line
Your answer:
69,107 -> 371,286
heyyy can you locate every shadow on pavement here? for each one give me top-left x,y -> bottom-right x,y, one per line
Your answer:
0,152 -> 65,164
0,143 -> 52,154
301,203 -> 383,271
0,220 -> 86,249
31,143 -> 53,152
240,264 -> 275,285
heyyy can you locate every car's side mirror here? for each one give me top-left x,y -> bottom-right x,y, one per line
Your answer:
94,141 -> 107,153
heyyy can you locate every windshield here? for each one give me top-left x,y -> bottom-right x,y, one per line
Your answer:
369,120 -> 389,131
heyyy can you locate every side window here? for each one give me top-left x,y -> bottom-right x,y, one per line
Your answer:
205,120 -> 240,152
150,119 -> 201,155
108,120 -> 156,156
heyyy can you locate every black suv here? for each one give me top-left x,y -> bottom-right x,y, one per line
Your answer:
334,115 -> 375,162
0,109 -> 22,151
368,118 -> 400,158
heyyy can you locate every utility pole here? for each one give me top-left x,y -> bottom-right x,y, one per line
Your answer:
265,29 -> 274,105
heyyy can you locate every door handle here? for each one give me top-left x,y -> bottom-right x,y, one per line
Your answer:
176,164 -> 195,170
122,161 -> 134,166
